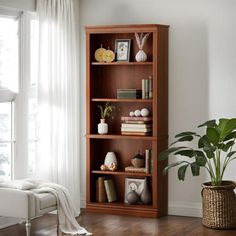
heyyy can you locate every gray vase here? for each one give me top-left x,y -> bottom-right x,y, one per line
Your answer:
140,177 -> 152,204
126,189 -> 140,204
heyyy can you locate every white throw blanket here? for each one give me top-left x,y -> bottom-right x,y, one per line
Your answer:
0,180 -> 92,235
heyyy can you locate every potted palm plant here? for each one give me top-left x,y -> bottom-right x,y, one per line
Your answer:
159,118 -> 236,229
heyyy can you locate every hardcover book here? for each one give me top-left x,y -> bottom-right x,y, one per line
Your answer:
121,123 -> 152,129
125,166 -> 147,173
121,116 -> 152,121
96,177 -> 107,203
104,179 -> 117,202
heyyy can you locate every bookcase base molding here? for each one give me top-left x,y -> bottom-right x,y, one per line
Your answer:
86,203 -> 160,218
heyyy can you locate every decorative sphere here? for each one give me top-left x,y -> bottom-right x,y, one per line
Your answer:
134,110 -> 141,117
129,111 -> 135,117
141,108 -> 150,117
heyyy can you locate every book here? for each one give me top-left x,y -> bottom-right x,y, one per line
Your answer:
117,89 -> 142,99
121,131 -> 151,136
121,116 -> 152,121
145,149 -> 151,173
104,179 -> 117,202
96,177 -> 107,203
121,127 -> 152,132
150,150 -> 153,173
142,79 -> 145,99
122,120 -> 152,124
145,79 -> 149,99
125,166 -> 147,173
121,123 -> 152,129
148,76 -> 153,99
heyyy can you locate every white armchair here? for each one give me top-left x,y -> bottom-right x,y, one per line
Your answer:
0,188 -> 58,236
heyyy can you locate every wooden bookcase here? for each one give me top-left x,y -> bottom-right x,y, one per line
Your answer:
85,24 -> 169,218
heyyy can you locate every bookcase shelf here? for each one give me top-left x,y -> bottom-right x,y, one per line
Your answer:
91,98 -> 153,103
92,170 -> 153,177
86,24 -> 169,218
91,62 -> 153,66
86,134 -> 157,140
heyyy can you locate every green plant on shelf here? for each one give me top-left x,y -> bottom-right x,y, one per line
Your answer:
97,102 -> 116,119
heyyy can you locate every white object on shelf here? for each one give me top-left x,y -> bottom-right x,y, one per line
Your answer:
104,152 -> 117,167
134,110 -> 141,117
129,111 -> 135,117
141,108 -> 150,117
98,119 -> 108,134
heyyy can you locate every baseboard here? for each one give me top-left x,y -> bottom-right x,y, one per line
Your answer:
81,199 -> 202,217
168,202 -> 202,218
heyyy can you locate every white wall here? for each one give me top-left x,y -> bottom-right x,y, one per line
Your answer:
79,0 -> 236,216
0,0 -> 35,11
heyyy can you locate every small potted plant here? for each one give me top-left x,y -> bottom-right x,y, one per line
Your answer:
159,118 -> 236,229
97,102 -> 115,134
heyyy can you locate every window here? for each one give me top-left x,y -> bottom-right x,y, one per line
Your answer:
0,13 -> 19,179
0,16 -> 19,93
0,102 -> 14,180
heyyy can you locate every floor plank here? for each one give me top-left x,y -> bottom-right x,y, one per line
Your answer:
0,212 -> 235,236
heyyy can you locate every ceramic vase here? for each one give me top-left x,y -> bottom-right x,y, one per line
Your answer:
135,50 -> 147,62
140,177 -> 152,204
104,152 -> 117,167
126,189 -> 140,204
98,118 -> 108,134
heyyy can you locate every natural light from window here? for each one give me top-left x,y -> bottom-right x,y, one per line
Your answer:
0,16 -> 19,92
0,102 -> 13,180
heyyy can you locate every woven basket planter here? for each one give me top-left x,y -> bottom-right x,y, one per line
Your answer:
202,181 -> 236,229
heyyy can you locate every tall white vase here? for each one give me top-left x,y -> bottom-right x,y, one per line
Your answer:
98,118 -> 108,134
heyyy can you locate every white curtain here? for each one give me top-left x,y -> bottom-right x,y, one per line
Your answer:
36,0 -> 80,212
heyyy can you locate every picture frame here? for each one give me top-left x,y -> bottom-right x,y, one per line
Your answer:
124,178 -> 145,203
115,39 -> 131,61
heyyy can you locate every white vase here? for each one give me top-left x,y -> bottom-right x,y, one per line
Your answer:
104,152 -> 117,167
135,50 -> 147,62
98,119 -> 108,134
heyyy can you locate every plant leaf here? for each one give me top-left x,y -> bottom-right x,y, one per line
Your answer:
191,162 -> 200,176
198,120 -> 216,128
227,151 -> 236,158
178,164 -> 189,181
195,155 -> 207,166
224,131 -> 236,142
220,118 -> 236,140
222,141 -> 235,152
163,161 -> 188,175
158,147 -> 187,161
171,135 -> 194,146
205,150 -> 214,159
175,131 -> 199,138
198,135 -> 211,149
206,127 -> 220,145
175,149 -> 194,157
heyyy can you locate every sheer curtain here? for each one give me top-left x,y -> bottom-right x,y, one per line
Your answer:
36,0 -> 80,212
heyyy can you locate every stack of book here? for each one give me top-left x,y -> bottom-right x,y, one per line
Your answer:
142,75 -> 153,99
96,177 -> 117,203
121,116 -> 152,136
117,89 -> 142,99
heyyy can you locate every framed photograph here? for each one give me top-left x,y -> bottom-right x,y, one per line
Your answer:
115,39 -> 131,61
124,178 -> 145,203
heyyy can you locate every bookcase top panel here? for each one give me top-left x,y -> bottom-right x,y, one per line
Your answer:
85,24 -> 169,34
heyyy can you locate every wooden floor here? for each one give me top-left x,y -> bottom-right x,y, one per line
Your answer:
0,212 -> 236,236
